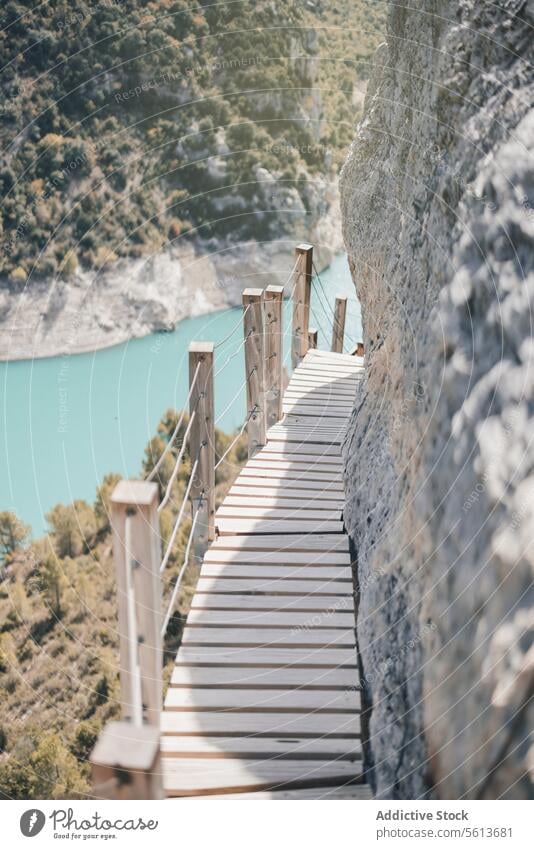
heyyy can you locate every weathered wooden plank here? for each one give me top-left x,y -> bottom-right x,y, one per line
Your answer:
203,551 -> 350,567
284,415 -> 349,429
162,757 -> 362,796
235,474 -> 345,490
190,594 -> 354,612
180,627 -> 355,647
161,735 -> 362,758
238,467 -> 343,483
185,609 -> 355,629
254,450 -> 344,464
188,784 -> 372,800
283,394 -> 354,407
210,533 -> 349,552
170,665 -> 358,688
216,505 -> 342,521
282,404 -> 353,418
228,486 -> 344,502
160,710 -> 361,737
195,577 -> 352,595
173,646 -> 357,667
246,458 -> 342,474
260,442 -> 343,457
216,518 -> 344,536
201,564 -> 351,580
164,687 -> 360,711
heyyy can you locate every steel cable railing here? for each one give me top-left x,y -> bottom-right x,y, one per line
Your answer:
157,408 -> 198,513
159,452 -> 200,573
147,362 -> 201,482
312,259 -> 358,349
160,496 -> 203,637
214,404 -> 257,472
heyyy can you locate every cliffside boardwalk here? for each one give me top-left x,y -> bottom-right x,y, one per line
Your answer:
90,245 -> 369,800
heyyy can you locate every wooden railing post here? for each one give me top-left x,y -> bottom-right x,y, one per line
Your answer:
291,243 -> 313,369
189,341 -> 215,551
308,328 -> 318,349
243,288 -> 266,457
90,479 -> 163,800
331,296 -> 347,353
263,284 -> 284,428
109,480 -> 162,727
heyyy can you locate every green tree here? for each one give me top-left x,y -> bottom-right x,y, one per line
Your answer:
46,500 -> 96,557
0,511 -> 30,563
39,556 -> 67,617
94,473 -> 121,533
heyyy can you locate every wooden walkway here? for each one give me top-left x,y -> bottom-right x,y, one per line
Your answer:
161,349 -> 368,798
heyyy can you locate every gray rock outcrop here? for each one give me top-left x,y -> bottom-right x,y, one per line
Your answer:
340,0 -> 534,799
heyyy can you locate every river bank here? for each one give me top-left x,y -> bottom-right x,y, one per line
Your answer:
0,190 -> 343,362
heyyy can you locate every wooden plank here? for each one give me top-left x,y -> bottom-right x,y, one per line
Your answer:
161,735 -> 362,758
260,442 -> 342,457
287,376 -> 357,390
228,486 -> 344,502
195,577 -> 352,595
180,627 -> 355,648
223,494 -> 343,510
283,393 -> 354,407
185,609 -> 355,629
190,594 -> 354,612
170,665 -> 358,688
189,784 -> 372,800
238,467 -> 343,483
246,459 -> 342,474
297,365 -> 356,379
287,376 -> 358,391
164,687 -> 360,711
284,415 -> 349,429
204,548 -> 350,564
173,646 -> 358,667
210,533 -> 349,552
160,710 -> 361,736
200,565 -> 351,580
216,519 -> 344,536
235,474 -> 344,490
255,450 -> 343,464
283,403 -> 352,416
305,352 -> 362,368
216,505 -> 342,521
162,757 -> 362,796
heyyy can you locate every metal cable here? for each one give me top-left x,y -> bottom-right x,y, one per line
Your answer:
157,409 -> 197,513
146,362 -> 201,481
160,501 -> 202,637
214,406 -> 257,471
213,329 -> 251,378
159,455 -> 200,573
214,304 -> 250,350
215,372 -> 250,425
312,260 -> 358,348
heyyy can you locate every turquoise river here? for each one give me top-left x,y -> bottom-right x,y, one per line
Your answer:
0,254 -> 361,536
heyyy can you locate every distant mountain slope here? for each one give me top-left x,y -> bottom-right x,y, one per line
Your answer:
0,0 -> 384,286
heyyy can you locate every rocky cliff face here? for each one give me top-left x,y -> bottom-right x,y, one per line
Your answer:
340,1 -> 534,799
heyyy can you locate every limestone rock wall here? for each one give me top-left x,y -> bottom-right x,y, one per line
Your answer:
340,0 -> 534,799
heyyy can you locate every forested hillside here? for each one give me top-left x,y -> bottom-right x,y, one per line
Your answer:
0,0 -> 384,285
0,414 -> 246,798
